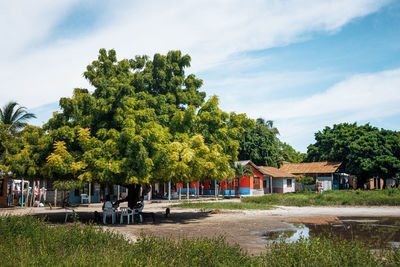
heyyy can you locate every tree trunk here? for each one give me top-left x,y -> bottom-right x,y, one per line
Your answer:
186,183 -> 189,200
178,187 -> 181,201
127,184 -> 141,209
54,189 -> 57,207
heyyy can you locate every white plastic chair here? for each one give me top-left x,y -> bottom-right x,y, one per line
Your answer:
119,207 -> 134,224
80,194 -> 89,204
103,201 -> 116,224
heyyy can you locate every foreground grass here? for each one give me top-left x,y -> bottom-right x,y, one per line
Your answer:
0,216 -> 257,266
1,216 -> 399,266
243,188 -> 400,206
174,201 -> 273,210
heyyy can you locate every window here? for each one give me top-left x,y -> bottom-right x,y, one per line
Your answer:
263,180 -> 267,188
254,177 -> 260,186
287,179 -> 292,187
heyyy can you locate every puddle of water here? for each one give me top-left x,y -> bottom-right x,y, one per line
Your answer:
257,217 -> 400,248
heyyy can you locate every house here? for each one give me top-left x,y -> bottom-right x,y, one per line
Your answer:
280,161 -> 349,191
256,166 -> 295,194
200,160 -> 264,196
232,160 -> 264,196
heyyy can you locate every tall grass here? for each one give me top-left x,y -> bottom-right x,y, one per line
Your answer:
0,216 -> 257,266
1,216 -> 399,266
242,188 -> 400,206
263,237 -> 400,267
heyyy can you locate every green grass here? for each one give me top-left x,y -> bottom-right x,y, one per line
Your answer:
1,216 -> 400,266
242,188 -> 400,206
173,201 -> 273,210
0,216 -> 257,266
263,236 -> 400,267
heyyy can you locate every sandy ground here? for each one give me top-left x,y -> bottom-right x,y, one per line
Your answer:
2,201 -> 400,254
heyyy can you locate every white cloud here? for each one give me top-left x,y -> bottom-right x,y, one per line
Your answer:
0,1 -> 78,61
257,68 -> 400,120
250,69 -> 400,152
0,0 -> 389,109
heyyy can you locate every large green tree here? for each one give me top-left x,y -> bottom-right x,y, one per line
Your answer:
279,142 -> 306,163
306,123 -> 400,187
238,118 -> 281,167
44,49 -> 247,208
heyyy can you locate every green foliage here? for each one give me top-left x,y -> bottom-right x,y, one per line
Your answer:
238,118 -> 280,166
2,125 -> 52,180
263,236 -> 400,267
0,101 -> 36,135
1,216 -> 400,266
41,49 -> 250,188
0,216 -> 259,266
242,188 -> 400,206
53,180 -> 86,191
279,142 -> 306,163
300,176 -> 314,185
233,163 -> 253,179
307,123 -> 400,184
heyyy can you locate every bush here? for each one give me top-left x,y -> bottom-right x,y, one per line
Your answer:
300,176 -> 314,185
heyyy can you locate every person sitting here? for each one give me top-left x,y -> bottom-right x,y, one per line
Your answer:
133,197 -> 144,223
102,195 -> 113,210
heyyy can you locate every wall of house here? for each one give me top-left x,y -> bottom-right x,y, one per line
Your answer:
271,177 -> 295,193
69,189 -> 102,203
238,166 -> 264,196
317,176 -> 332,191
177,182 -> 198,195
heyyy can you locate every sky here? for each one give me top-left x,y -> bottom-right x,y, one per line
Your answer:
1,0 -> 399,152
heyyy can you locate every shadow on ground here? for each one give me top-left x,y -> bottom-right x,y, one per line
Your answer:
32,209 -> 211,227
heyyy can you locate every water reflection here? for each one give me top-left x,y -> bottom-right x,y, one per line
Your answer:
257,217 -> 400,248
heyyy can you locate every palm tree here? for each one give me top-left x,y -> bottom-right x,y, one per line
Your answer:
233,163 -> 253,196
0,101 -> 36,134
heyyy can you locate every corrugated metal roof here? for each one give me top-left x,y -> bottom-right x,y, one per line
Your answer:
235,160 -> 252,166
256,166 -> 295,178
280,162 -> 342,174
235,160 -> 258,169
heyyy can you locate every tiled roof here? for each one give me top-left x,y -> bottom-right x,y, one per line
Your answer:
280,162 -> 342,174
256,166 -> 295,178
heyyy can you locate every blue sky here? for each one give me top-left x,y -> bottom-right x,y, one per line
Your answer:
1,0 -> 399,152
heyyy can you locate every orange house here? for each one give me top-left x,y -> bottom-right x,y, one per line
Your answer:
233,160 -> 264,196
205,160 -> 263,196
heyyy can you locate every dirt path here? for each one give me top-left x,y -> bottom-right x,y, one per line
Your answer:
3,202 -> 400,254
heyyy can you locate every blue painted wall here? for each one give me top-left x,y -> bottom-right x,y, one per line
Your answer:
239,187 -> 250,195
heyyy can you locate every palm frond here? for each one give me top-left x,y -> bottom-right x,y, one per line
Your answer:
0,101 -> 35,134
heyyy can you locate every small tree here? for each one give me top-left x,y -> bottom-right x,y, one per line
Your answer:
0,102 -> 36,135
233,163 -> 253,196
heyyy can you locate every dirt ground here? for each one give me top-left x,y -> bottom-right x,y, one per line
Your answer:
2,201 -> 400,255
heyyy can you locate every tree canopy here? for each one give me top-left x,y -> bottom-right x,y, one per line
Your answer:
306,123 -> 400,185
41,49 -> 249,205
